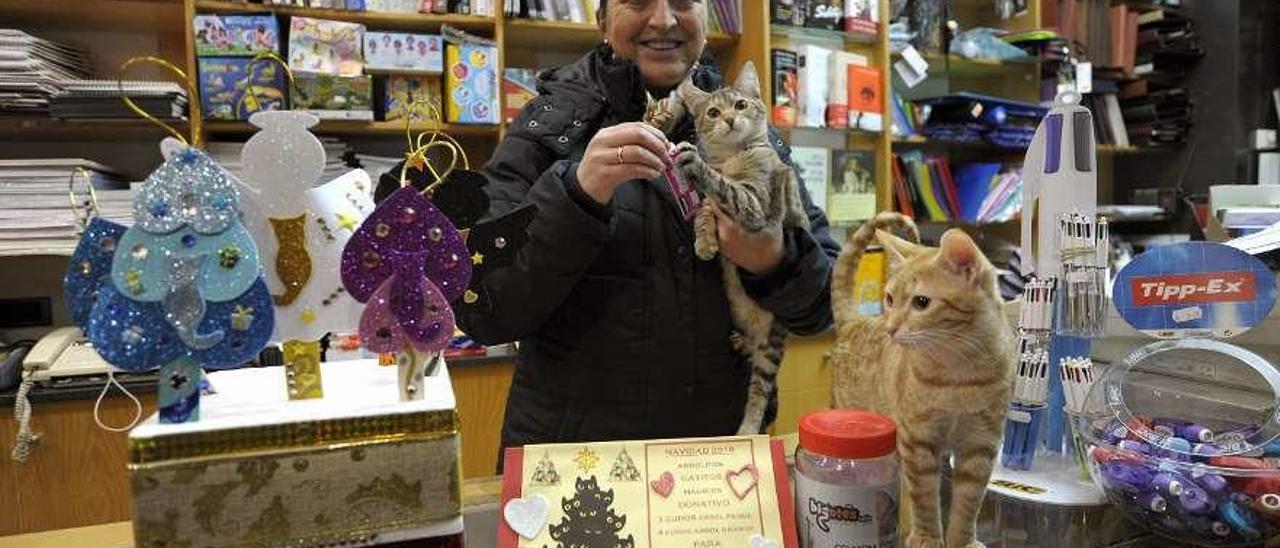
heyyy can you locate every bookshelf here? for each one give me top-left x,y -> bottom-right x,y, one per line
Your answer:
194,0 -> 496,32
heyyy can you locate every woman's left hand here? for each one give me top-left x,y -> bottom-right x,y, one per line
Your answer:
708,201 -> 785,275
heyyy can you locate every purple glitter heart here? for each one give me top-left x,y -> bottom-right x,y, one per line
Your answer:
359,276 -> 408,353
341,186 -> 470,303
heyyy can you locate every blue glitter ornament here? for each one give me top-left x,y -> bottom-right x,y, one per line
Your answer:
64,217 -> 127,328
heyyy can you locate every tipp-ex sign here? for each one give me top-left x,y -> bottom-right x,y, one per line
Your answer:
1129,272 -> 1257,306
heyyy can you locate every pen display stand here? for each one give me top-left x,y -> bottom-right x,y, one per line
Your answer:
1069,241 -> 1280,546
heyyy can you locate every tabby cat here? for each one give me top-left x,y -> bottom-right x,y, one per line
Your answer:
831,213 -> 1015,548
646,61 -> 808,435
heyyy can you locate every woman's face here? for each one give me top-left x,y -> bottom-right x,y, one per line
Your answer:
601,0 -> 707,90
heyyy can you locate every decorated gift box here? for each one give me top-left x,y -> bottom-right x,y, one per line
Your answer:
128,359 -> 463,547
288,16 -> 365,76
193,15 -> 280,57
292,73 -> 374,120
364,31 -> 443,73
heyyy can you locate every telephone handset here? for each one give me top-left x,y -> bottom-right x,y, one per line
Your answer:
24,327 -> 110,382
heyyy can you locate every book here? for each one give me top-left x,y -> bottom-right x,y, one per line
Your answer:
292,73 -> 373,120
287,16 -> 365,76
444,40 -> 499,124
193,15 -> 279,57
770,49 -> 799,128
853,249 -> 886,315
383,74 -> 441,121
364,32 -> 443,73
846,63 -> 881,131
952,162 -> 1001,222
844,0 -> 879,38
771,0 -> 800,25
198,57 -> 287,121
796,44 -> 831,128
789,146 -> 829,213
825,51 -> 862,129
807,0 -> 843,30
502,68 -> 538,124
829,149 -> 876,223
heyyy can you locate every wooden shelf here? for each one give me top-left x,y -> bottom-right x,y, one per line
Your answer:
503,19 -> 736,53
769,24 -> 876,46
194,0 -> 496,33
204,119 -> 500,137
892,51 -> 1038,78
891,136 -> 1029,153
0,118 -> 191,140
0,0 -> 182,32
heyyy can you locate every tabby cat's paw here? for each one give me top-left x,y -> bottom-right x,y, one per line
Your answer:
673,142 -> 701,168
903,533 -> 945,548
951,542 -> 985,548
694,237 -> 719,260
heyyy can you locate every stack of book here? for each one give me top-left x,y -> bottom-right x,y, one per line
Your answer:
770,45 -> 883,131
508,1 -> 740,33
0,159 -> 132,256
50,80 -> 189,120
0,30 -> 90,116
263,0 -> 494,15
770,0 -> 880,41
892,152 -> 1023,224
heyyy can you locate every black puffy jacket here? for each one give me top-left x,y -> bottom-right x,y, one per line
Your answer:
457,45 -> 840,456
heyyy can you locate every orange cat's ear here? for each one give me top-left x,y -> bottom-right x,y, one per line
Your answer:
875,228 -> 919,269
734,61 -> 761,99
937,229 -> 988,283
678,77 -> 709,113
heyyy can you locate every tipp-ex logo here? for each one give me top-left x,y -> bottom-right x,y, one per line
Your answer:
808,498 -> 870,532
1129,272 -> 1256,306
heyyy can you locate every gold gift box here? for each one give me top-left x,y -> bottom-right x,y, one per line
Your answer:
128,359 -> 463,547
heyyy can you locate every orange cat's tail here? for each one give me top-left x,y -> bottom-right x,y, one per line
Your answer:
832,212 -> 919,329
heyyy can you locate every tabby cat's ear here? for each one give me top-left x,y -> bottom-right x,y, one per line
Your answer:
678,77 -> 709,113
937,229 -> 988,283
733,61 -> 761,99
875,229 -> 919,269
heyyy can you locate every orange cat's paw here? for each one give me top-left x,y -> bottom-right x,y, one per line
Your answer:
904,533 -> 944,548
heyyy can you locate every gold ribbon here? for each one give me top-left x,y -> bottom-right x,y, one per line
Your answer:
239,51 -> 297,116
67,167 -> 100,231
399,99 -> 472,196
118,56 -> 201,147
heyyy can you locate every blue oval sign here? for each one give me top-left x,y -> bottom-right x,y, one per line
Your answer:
1112,242 -> 1277,338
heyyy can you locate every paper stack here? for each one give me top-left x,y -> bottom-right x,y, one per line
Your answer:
50,79 -> 189,120
0,159 -> 132,256
0,29 -> 91,116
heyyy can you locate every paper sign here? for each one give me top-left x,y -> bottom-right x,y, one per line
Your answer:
508,436 -> 790,547
1112,242 -> 1278,338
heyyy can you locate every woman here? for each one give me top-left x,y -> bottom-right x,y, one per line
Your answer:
457,0 -> 839,455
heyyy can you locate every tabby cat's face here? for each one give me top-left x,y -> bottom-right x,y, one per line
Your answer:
678,61 -> 768,151
876,229 -> 1000,351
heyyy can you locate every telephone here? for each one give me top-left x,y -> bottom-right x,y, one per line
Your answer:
24,326 -> 111,382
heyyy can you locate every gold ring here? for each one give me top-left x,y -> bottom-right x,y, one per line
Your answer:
616,146 -> 626,165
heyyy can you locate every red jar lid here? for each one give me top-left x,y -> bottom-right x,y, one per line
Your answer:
799,409 -> 897,459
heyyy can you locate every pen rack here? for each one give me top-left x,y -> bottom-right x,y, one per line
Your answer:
1057,213 -> 1110,338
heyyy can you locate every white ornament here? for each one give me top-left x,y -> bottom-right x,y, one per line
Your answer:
503,493 -> 550,540
240,110 -> 325,218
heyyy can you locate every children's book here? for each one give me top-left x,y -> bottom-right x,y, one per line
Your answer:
445,40 -> 499,124
844,0 -> 879,38
193,15 -> 279,57
502,68 -> 538,124
364,32 -> 443,73
829,149 -> 877,223
384,74 -> 441,122
198,57 -> 286,121
288,17 -> 365,76
292,73 -> 373,120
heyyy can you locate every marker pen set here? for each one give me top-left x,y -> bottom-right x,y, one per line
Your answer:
1003,334 -> 1051,471
1060,356 -> 1097,415
1014,337 -> 1050,406
1018,277 -> 1056,333
1058,213 -> 1110,337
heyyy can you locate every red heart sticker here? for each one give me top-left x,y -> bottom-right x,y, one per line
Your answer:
725,464 -> 759,500
650,471 -> 675,498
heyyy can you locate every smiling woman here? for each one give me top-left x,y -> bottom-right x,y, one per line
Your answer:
457,0 -> 839,461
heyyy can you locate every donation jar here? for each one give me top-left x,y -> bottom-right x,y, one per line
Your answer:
796,409 -> 900,548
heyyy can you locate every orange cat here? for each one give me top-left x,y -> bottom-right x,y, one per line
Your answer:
830,213 -> 1015,548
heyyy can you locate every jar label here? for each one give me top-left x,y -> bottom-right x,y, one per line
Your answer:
795,473 -> 898,548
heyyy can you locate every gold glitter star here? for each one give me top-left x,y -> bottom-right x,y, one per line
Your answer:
300,308 -> 317,325
405,150 -> 427,172
230,305 -> 254,331
335,212 -> 358,231
572,447 -> 599,473
463,290 -> 479,304
471,252 -> 484,266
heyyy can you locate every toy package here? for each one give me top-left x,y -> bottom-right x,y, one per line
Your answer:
384,74 -> 441,122
288,16 -> 365,76
198,57 -> 287,121
501,68 -> 537,124
193,15 -> 280,57
364,32 -> 443,73
293,73 -> 374,120
444,40 -> 498,124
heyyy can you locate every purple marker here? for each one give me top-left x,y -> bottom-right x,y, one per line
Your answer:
1118,440 -> 1151,455
1180,424 -> 1214,444
1101,460 -> 1155,494
1192,443 -> 1220,457
1138,492 -> 1168,513
1178,483 -> 1215,515
1190,470 -> 1229,494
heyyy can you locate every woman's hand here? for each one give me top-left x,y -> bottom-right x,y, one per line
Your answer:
709,201 -> 786,275
576,122 -> 670,205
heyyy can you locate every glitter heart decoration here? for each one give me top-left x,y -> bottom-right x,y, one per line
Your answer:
88,140 -> 275,372
64,217 -> 127,329
342,186 -> 468,353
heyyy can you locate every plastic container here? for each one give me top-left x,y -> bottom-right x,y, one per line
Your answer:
1073,338 -> 1280,546
795,409 -> 899,548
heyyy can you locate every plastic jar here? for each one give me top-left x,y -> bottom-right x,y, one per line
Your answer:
795,409 -> 900,548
